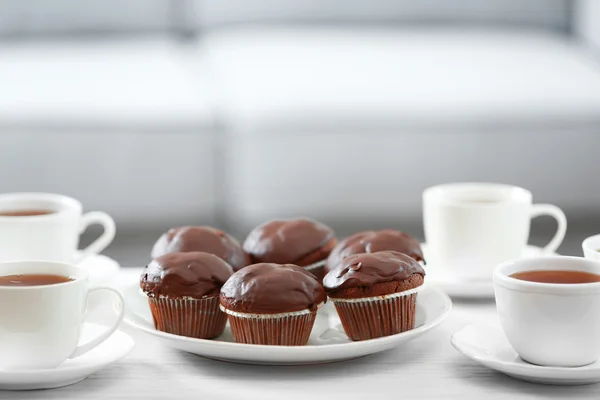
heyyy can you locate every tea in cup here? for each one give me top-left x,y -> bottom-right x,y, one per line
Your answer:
0,260 -> 125,370
0,193 -> 115,264
494,256 -> 600,367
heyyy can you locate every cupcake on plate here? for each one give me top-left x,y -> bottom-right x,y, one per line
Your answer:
140,252 -> 234,339
243,218 -> 336,281
324,250 -> 425,341
325,229 -> 424,276
220,263 -> 327,345
152,226 -> 250,271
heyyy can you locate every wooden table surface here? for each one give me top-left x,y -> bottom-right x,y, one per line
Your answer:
3,268 -> 599,400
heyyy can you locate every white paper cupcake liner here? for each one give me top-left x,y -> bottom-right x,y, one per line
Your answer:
220,303 -> 324,345
329,286 -> 422,341
148,295 -> 226,339
328,284 -> 424,303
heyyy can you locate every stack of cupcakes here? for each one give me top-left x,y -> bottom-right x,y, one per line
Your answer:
139,221 -> 426,345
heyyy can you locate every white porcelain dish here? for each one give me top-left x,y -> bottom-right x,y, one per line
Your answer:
77,253 -> 121,286
452,324 -> 600,385
0,323 -> 134,390
122,283 -> 451,365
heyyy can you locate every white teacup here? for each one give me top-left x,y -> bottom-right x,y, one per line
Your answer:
582,234 -> 600,261
494,256 -> 600,367
0,260 -> 125,370
423,183 -> 567,281
0,193 -> 115,264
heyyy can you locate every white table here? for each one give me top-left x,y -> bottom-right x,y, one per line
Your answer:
5,268 -> 600,399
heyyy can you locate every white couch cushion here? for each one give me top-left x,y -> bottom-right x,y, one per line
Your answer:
0,39 -> 218,227
204,27 -> 600,132
197,0 -> 569,30
575,0 -> 600,49
0,38 -> 214,131
205,28 -> 600,226
0,132 -> 217,228
222,126 -> 600,228
0,0 -> 171,35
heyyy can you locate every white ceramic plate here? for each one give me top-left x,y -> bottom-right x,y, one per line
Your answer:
423,244 -> 557,299
452,324 -> 600,385
76,253 -> 121,286
123,283 -> 452,365
0,323 -> 134,390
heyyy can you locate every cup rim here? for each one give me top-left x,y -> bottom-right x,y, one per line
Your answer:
0,260 -> 87,290
0,192 -> 82,220
423,182 -> 532,207
494,256 -> 600,294
583,234 -> 600,252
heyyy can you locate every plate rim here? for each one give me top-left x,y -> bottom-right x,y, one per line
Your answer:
451,324 -> 600,380
123,284 -> 452,353
76,253 -> 121,284
0,323 -> 135,377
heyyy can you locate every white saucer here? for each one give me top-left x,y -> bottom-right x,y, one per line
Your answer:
0,323 -> 134,390
122,283 -> 451,365
423,244 -> 557,299
76,253 -> 121,286
452,324 -> 600,385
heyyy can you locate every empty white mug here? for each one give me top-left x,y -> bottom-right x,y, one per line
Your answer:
494,256 -> 600,367
423,183 -> 566,281
0,193 -> 115,264
0,260 -> 125,370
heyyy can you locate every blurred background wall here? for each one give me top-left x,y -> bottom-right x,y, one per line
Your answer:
0,0 -> 599,264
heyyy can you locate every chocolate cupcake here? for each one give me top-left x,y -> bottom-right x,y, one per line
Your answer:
140,252 -> 234,339
152,226 -> 250,271
324,250 -> 425,341
326,229 -> 424,275
243,218 -> 337,281
220,263 -> 327,345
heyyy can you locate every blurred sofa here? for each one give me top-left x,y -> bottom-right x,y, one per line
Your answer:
0,0 -> 599,234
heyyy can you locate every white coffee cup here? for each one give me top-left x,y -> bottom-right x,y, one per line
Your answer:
0,193 -> 115,264
582,234 -> 600,261
494,256 -> 600,367
423,183 -> 566,281
0,260 -> 125,370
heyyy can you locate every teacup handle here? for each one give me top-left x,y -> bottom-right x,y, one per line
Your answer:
69,286 -> 125,359
530,204 -> 567,254
74,211 -> 116,264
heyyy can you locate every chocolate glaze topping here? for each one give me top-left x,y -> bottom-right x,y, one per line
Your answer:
220,263 -> 327,314
326,229 -> 424,273
151,226 -> 250,271
141,252 -> 234,298
323,251 -> 425,293
243,218 -> 335,265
